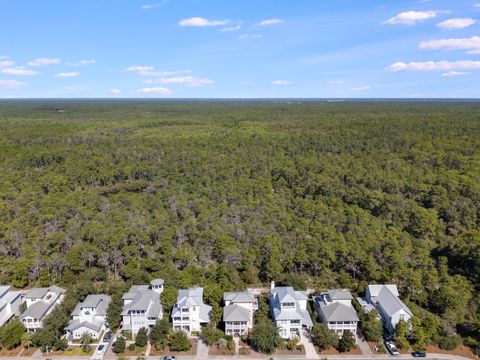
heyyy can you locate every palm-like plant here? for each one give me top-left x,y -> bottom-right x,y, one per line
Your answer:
79,332 -> 92,353
21,332 -> 33,349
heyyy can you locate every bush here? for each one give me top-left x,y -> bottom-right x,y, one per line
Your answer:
287,336 -> 299,350
311,323 -> 338,351
438,335 -> 461,350
248,319 -> 280,354
239,347 -> 251,355
135,327 -> 148,347
128,343 -> 136,351
0,319 -> 26,349
122,331 -> 133,340
112,337 -> 126,354
337,330 -> 356,353
201,326 -> 224,346
169,331 -> 191,352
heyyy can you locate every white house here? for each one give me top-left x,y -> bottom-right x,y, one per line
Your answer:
223,292 -> 258,336
313,290 -> 359,338
365,284 -> 413,334
121,279 -> 164,335
0,285 -> 23,327
20,285 -> 65,332
270,284 -> 313,339
65,294 -> 111,341
172,288 -> 211,334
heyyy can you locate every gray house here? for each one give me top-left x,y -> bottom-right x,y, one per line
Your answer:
365,284 -> 413,334
223,292 -> 257,336
313,290 -> 359,338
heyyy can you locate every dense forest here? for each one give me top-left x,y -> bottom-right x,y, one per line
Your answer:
0,100 -> 479,353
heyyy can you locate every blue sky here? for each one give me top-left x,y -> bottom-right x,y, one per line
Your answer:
0,0 -> 479,98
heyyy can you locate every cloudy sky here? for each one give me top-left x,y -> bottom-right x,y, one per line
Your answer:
0,0 -> 479,98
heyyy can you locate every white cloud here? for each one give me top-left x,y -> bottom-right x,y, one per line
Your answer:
55,72 -> 79,78
110,88 -> 121,94
237,34 -> 263,40
0,59 -> 14,67
126,65 -> 154,72
437,18 -> 477,30
143,76 -> 214,87
179,17 -> 229,27
27,57 -> 61,66
0,79 -> 27,89
328,80 -> 345,85
127,66 -> 191,77
1,67 -> 38,76
419,36 -> 480,54
387,60 -> 480,72
220,25 -> 242,32
65,86 -> 87,92
272,80 -> 292,86
384,10 -> 441,25
351,85 -> 372,91
140,1 -> 167,10
475,4 -> 480,10
67,59 -> 96,66
137,87 -> 173,95
257,18 -> 283,26
441,71 -> 470,77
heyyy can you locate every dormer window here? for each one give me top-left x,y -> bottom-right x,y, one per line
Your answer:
281,302 -> 295,309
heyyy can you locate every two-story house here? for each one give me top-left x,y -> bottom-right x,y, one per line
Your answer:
20,285 -> 65,332
223,292 -> 258,336
313,290 -> 359,338
0,285 -> 23,327
65,294 -> 111,341
365,284 -> 413,334
121,279 -> 164,335
172,288 -> 211,334
269,284 -> 313,339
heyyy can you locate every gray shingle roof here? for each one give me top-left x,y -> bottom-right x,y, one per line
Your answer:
66,319 -> 103,332
223,292 -> 254,303
151,279 -> 164,286
121,287 -> 162,316
271,287 -> 308,302
327,290 -> 353,301
20,301 -> 51,320
72,295 -> 111,316
375,286 -> 412,317
316,301 -> 359,322
223,304 -> 250,322
24,288 -> 49,299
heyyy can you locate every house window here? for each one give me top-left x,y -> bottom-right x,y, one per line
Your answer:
400,314 -> 405,321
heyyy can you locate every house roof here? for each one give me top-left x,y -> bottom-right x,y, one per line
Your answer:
147,302 -> 163,318
121,287 -> 162,316
223,304 -> 250,322
72,295 -> 111,316
271,287 -> 308,302
272,307 -> 313,327
66,319 -> 103,332
326,290 -> 353,301
224,292 -> 255,304
24,285 -> 64,299
0,286 -> 11,297
20,300 -> 52,320
367,284 -> 399,298
316,300 -> 359,322
151,279 -> 164,286
356,297 -> 376,313
199,303 -> 212,323
375,286 -> 413,317
175,288 -> 203,308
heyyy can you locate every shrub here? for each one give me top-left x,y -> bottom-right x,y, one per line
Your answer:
128,343 -> 136,351
135,327 -> 148,347
239,346 -> 251,355
169,331 -> 191,352
337,330 -> 356,353
112,337 -> 126,354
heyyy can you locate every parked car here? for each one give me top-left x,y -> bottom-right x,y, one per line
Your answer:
412,351 -> 426,357
96,344 -> 106,355
384,341 -> 400,356
160,356 -> 177,360
103,331 -> 112,342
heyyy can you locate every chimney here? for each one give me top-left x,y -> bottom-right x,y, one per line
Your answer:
270,281 -> 275,290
